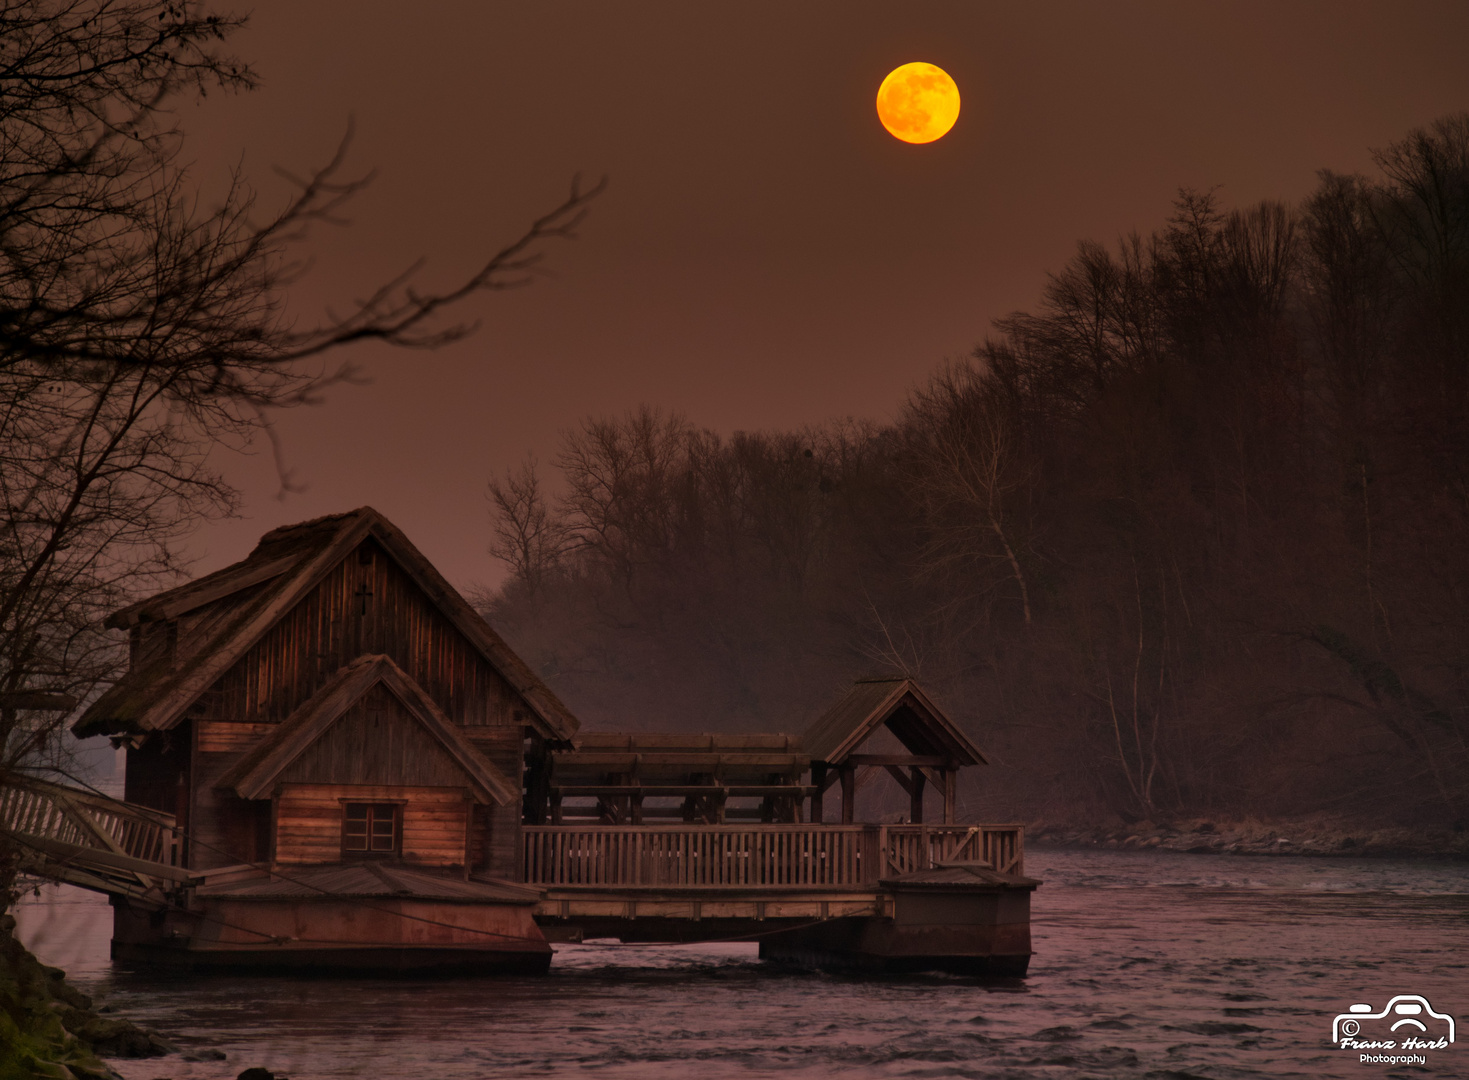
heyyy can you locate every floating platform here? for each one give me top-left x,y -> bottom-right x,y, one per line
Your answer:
757,863 -> 1040,976
109,863 -> 552,975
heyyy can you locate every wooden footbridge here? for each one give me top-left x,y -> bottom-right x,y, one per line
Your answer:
0,779 -> 190,905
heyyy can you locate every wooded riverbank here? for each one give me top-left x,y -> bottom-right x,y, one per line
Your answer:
1030,819 -> 1469,859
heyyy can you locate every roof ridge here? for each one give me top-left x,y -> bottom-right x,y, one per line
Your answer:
254,506 -> 377,547
365,861 -> 409,893
75,508 -> 580,742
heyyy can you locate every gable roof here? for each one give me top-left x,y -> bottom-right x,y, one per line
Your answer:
215,654 -> 517,805
73,507 -> 578,742
800,677 -> 987,767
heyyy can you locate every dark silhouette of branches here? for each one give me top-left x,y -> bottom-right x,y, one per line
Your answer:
0,1 -> 604,836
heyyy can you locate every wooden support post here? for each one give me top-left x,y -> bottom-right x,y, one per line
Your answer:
909,766 -> 926,824
840,766 -> 855,824
943,769 -> 956,824
631,790 -> 644,826
811,763 -> 826,823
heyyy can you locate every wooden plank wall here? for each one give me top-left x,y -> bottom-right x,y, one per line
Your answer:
208,539 -> 523,729
192,740 -> 266,871
469,729 -> 523,878
277,684 -> 474,790
275,783 -> 470,867
178,537 -> 536,873
124,725 -> 190,820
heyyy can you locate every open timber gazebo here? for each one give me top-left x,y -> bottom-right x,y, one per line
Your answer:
526,676 -> 986,827
803,677 -> 986,826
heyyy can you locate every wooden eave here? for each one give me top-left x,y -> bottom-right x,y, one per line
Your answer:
73,507 -> 579,742
801,678 -> 987,768
214,654 -> 517,805
103,553 -> 299,629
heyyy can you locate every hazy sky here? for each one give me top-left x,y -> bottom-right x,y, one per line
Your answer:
185,0 -> 1469,590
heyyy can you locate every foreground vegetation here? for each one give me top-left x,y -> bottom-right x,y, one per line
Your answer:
0,914 -> 170,1079
484,116 -> 1469,833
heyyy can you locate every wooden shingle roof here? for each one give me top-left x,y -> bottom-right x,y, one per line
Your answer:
801,677 -> 986,767
73,507 -> 578,741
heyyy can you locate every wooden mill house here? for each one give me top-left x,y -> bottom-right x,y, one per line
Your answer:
61,508 -> 1037,975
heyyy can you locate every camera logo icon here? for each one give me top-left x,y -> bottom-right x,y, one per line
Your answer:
1332,995 -> 1456,1042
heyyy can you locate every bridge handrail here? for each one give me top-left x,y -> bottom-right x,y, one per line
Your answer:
522,823 -> 1023,888
0,778 -> 181,867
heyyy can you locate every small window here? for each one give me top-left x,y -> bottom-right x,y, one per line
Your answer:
342,803 -> 401,857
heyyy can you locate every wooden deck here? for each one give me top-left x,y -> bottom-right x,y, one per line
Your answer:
524,823 -> 1023,888
523,823 -> 1027,945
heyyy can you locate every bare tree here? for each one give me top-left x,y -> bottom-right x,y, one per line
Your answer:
487,457 -> 567,594
905,360 -> 1036,625
554,406 -> 693,583
0,0 -> 603,846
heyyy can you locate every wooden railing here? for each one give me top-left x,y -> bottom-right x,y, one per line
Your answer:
883,825 -> 1024,877
0,779 -> 181,868
523,824 -> 1023,889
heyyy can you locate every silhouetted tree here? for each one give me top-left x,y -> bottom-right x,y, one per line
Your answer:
0,0 -> 601,899
483,115 -> 1469,829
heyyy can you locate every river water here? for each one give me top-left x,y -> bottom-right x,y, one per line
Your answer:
14,847 -> 1469,1078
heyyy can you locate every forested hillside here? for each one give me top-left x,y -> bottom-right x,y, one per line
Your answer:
479,116 -> 1469,830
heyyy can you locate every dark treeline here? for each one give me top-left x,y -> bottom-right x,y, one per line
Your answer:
480,116 -> 1469,829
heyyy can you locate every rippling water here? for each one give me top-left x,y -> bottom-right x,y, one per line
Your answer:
16,848 -> 1469,1078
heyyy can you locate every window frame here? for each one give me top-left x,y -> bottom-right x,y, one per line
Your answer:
340,800 -> 404,858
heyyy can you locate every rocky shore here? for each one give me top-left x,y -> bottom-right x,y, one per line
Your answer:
0,912 -> 173,1080
1029,818 -> 1469,859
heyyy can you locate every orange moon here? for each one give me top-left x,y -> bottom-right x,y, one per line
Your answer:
876,62 -> 960,144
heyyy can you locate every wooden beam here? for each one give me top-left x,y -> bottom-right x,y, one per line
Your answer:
550,785 -> 817,798
845,753 -> 952,768
943,769 -> 956,825
882,764 -> 915,797
909,767 -> 926,825
840,766 -> 855,825
0,691 -> 78,711
810,763 -> 826,823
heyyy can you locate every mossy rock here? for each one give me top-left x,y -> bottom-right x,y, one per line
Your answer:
1,911 -> 169,1077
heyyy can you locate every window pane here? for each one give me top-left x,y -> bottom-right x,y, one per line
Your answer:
370,814 -> 395,851
344,803 -> 398,855
344,805 -> 369,850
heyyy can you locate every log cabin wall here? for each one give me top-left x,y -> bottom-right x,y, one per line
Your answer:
182,537 -> 529,873
274,783 -> 470,867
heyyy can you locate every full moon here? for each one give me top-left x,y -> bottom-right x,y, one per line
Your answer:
876,62 -> 960,144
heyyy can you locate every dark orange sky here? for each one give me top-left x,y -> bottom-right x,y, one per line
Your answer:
187,0 -> 1469,589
